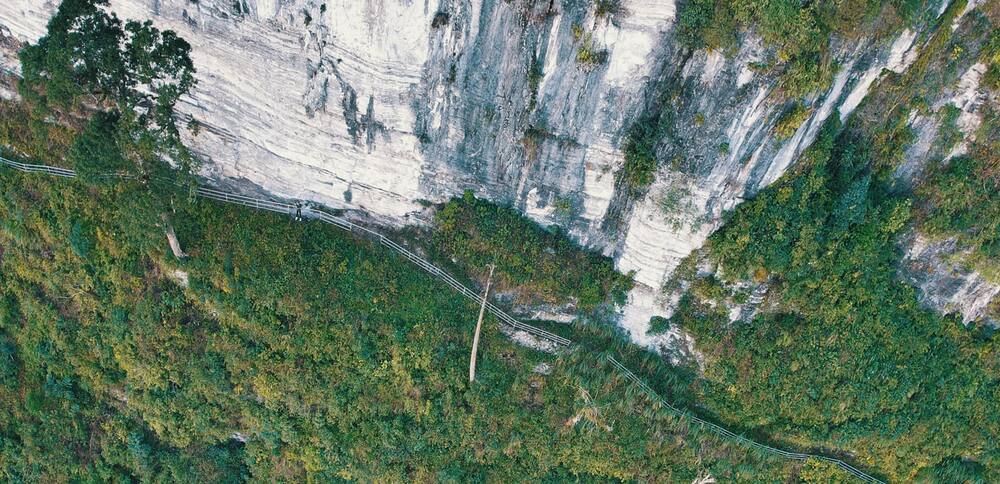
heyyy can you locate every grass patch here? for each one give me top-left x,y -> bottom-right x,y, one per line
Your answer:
773,100 -> 812,140
572,24 -> 609,68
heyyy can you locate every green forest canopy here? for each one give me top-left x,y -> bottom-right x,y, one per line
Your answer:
0,4 -> 806,480
665,3 -> 1000,481
432,191 -> 632,312
0,125 -> 806,481
3,0 -> 1000,482
18,0 -> 195,180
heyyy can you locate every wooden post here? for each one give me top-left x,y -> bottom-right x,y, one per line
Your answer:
469,265 -> 495,383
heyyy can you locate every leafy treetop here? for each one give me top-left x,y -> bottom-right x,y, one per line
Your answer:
18,0 -> 196,180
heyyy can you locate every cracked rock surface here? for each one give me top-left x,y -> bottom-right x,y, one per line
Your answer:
0,0 -> 994,339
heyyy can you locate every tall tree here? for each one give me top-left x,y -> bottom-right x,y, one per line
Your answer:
19,0 -> 198,257
20,0 -> 196,179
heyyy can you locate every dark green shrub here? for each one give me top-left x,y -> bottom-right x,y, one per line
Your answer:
617,114 -> 664,195
69,219 -> 96,259
647,316 -> 671,335
918,154 -> 1000,271
934,103 -> 963,153
19,0 -> 197,176
433,191 -> 632,310
67,111 -> 129,182
595,0 -> 624,24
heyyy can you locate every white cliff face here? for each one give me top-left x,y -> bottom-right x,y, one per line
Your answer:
0,0 -> 993,343
898,61 -> 988,183
892,50 -> 997,328
0,0 -> 675,262
0,1 -> 52,49
611,26 -> 947,330
901,232 -> 999,326
946,62 -> 988,159
118,0 -> 430,219
1,0 -> 432,217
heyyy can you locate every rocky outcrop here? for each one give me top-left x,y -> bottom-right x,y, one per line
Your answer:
900,232 -> 999,326
892,9 -> 997,326
0,0 -> 993,341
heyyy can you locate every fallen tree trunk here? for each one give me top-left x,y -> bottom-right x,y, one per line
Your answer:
469,265 -> 495,383
161,213 -> 187,259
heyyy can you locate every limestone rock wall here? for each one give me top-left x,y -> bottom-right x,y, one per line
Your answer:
1,0 -> 994,335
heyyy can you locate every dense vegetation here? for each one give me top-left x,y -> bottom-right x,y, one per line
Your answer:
3,162 -> 824,480
918,153 -> 1000,278
662,3 -> 1000,481
677,116 -> 1000,481
773,100 -> 813,140
0,87 -> 810,482
4,0 -> 998,481
433,191 -> 632,311
0,3 -> 829,481
14,0 -> 199,261
677,0 -> 930,98
615,111 -> 665,199
19,0 -> 195,178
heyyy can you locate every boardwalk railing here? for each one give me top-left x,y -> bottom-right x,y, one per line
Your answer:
606,355 -> 885,483
0,156 -> 571,347
0,157 -> 76,177
2,155 -> 883,483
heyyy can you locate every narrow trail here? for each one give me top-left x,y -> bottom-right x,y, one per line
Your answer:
1,156 -> 885,483
606,356 -> 883,483
0,156 -> 570,345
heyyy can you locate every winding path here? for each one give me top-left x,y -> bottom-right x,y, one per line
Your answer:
1,155 -> 885,483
